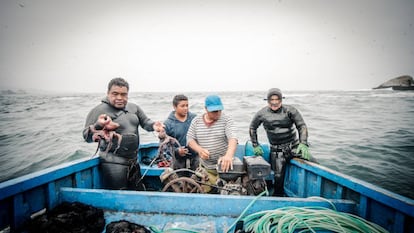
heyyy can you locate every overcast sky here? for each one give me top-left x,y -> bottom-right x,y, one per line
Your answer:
1,0 -> 413,93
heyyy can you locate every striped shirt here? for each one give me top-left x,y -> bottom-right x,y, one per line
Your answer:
187,113 -> 238,169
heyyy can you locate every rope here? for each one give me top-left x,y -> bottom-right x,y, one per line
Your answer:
240,204 -> 389,233
226,189 -> 269,232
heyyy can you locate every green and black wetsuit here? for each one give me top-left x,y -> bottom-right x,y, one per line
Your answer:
249,104 -> 309,196
83,97 -> 155,190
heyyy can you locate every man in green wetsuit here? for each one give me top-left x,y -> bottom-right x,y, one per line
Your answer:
249,88 -> 315,196
83,77 -> 164,190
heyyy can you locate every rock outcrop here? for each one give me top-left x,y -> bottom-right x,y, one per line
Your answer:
373,75 -> 414,89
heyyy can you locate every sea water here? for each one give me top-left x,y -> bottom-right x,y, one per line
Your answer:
0,89 -> 413,199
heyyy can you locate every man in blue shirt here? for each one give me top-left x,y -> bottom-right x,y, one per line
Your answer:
164,94 -> 199,170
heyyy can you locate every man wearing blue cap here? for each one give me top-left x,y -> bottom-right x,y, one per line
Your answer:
187,95 -> 238,193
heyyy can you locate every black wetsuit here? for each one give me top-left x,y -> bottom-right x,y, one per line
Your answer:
83,97 -> 155,190
249,104 -> 308,196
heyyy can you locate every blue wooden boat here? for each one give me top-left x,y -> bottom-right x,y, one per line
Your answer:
1,142 -> 413,233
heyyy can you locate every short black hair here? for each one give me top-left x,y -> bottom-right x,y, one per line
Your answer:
108,77 -> 129,92
172,94 -> 188,107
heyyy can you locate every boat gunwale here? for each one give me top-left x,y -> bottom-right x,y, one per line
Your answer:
0,157 -> 100,200
289,158 -> 414,216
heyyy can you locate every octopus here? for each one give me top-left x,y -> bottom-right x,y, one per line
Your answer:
156,130 -> 181,167
89,116 -> 122,156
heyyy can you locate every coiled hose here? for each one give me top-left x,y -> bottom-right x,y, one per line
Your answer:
239,205 -> 388,233
227,191 -> 388,233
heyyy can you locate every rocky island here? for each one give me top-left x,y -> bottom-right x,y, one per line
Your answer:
373,75 -> 414,90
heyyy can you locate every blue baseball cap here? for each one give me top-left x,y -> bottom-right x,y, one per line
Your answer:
205,95 -> 224,112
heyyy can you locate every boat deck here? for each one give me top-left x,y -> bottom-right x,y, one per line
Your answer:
60,187 -> 357,233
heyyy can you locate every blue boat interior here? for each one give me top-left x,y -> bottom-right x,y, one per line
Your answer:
0,142 -> 413,233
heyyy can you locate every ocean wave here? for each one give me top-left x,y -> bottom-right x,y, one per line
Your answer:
0,90 -> 413,199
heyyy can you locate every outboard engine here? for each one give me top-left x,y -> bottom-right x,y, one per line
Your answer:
217,157 -> 247,195
217,156 -> 271,195
243,156 -> 271,195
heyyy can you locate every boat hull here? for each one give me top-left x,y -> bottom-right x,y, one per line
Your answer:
1,143 -> 413,233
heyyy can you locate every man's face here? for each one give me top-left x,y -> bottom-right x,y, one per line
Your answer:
107,85 -> 128,109
268,95 -> 282,111
206,110 -> 222,121
175,100 -> 189,118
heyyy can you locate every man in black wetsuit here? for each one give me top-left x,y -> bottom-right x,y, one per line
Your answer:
249,88 -> 315,196
83,77 -> 164,190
